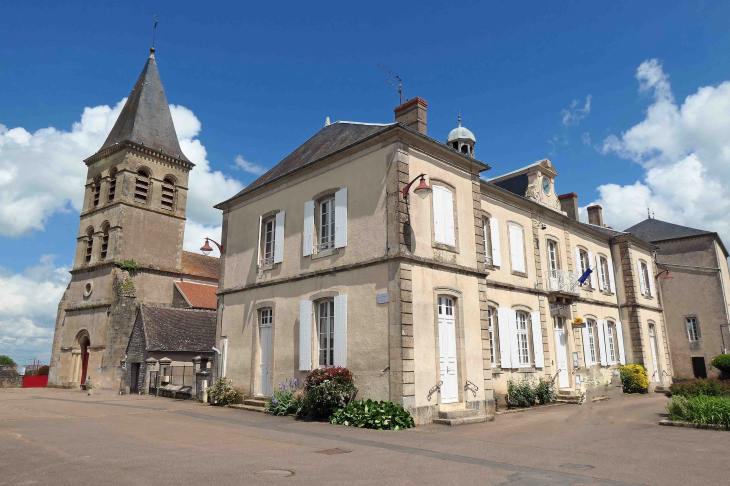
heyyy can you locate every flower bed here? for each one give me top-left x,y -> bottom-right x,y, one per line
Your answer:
330,399 -> 415,430
666,395 -> 730,429
506,377 -> 556,408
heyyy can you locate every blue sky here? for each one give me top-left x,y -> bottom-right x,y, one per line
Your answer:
2,1 -> 730,365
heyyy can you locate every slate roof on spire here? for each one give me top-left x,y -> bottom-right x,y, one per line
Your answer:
98,51 -> 190,163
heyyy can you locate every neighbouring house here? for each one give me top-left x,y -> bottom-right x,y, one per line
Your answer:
625,218 -> 730,379
125,304 -> 217,396
214,97 -> 671,424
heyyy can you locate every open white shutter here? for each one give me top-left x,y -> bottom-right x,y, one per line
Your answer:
616,321 -> 626,365
607,258 -> 616,294
497,307 -> 511,367
335,188 -> 348,248
256,215 -> 262,265
509,226 -> 525,273
299,300 -> 312,371
531,311 -> 544,368
333,294 -> 347,367
637,261 -> 647,295
443,187 -> 456,247
574,247 -> 582,274
432,186 -> 445,244
303,201 -> 314,256
221,337 -> 228,378
489,218 -> 501,266
648,265 -> 656,297
273,211 -> 285,263
597,320 -> 608,366
595,254 -> 604,290
581,325 -> 592,366
508,309 -> 520,368
587,251 -> 596,288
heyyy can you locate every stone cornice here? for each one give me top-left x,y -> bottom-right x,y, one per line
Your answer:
79,199 -> 187,220
84,140 -> 194,170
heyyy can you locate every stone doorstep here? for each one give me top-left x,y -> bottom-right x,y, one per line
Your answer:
432,415 -> 494,426
228,403 -> 267,413
438,408 -> 479,420
243,397 -> 267,407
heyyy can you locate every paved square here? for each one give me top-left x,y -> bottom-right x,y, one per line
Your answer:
1,388 -> 728,485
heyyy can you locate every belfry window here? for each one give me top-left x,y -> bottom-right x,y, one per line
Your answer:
107,168 -> 117,202
161,177 -> 175,210
85,228 -> 94,264
100,223 -> 110,260
134,169 -> 150,203
93,175 -> 101,208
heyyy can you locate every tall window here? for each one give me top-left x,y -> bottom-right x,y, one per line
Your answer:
134,169 -> 150,203
261,217 -> 276,265
100,223 -> 109,260
579,249 -> 589,274
85,227 -> 94,263
317,300 -> 335,367
432,184 -> 456,247
161,177 -> 175,210
319,197 -> 336,251
260,308 -> 273,327
606,321 -> 616,363
640,261 -> 651,296
107,168 -> 117,202
488,307 -> 499,365
686,317 -> 699,342
547,240 -> 558,272
600,257 -> 611,292
516,311 -> 530,366
483,218 -> 492,266
586,318 -> 597,364
92,175 -> 101,208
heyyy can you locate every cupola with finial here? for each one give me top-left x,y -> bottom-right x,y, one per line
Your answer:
447,111 -> 476,157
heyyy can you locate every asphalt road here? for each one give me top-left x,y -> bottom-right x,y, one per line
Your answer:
1,388 -> 727,485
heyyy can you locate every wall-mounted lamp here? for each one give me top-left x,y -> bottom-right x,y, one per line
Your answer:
402,173 -> 432,199
655,269 -> 673,280
200,237 -> 224,256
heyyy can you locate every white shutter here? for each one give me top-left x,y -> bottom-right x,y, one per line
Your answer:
596,320 -> 608,366
531,311 -> 544,368
508,309 -> 520,369
335,188 -> 348,249
221,337 -> 228,378
273,211 -> 285,263
497,307 -> 511,367
256,215 -> 262,265
581,325 -> 592,366
299,300 -> 312,371
637,261 -> 646,295
443,187 -> 456,247
574,247 -> 582,274
595,254 -> 605,290
648,265 -> 656,297
303,201 -> 314,256
616,321 -> 626,365
587,251 -> 596,288
333,294 -> 347,367
607,258 -> 617,294
489,218 -> 501,267
432,186 -> 445,244
509,226 -> 525,273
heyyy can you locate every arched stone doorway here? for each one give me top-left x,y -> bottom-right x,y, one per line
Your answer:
74,330 -> 91,386
80,336 -> 90,385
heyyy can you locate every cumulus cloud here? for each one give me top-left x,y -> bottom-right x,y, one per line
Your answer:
561,95 -> 592,126
234,155 -> 267,175
584,59 -> 730,240
183,220 -> 223,258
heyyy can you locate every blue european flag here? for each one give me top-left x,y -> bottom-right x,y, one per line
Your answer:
577,268 -> 593,286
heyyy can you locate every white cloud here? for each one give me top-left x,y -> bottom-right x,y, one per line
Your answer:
561,95 -> 592,126
585,59 -> 730,241
234,154 -> 267,175
182,220 -> 223,258
581,132 -> 591,146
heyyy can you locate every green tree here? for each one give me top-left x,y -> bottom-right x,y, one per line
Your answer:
0,355 -> 17,367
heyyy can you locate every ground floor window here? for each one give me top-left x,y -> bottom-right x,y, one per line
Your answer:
317,300 -> 335,367
606,321 -> 616,363
586,319 -> 596,364
488,307 -> 498,365
516,311 -> 530,366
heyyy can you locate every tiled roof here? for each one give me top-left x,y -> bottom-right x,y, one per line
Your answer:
174,281 -> 217,310
624,218 -> 713,242
140,305 -> 216,353
181,251 -> 220,280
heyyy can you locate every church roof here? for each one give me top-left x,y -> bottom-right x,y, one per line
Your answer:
98,50 -> 190,163
181,251 -> 220,281
624,218 -> 714,242
139,305 -> 216,353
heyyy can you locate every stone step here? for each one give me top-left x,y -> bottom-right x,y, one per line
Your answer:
243,398 -> 268,408
229,404 -> 268,413
438,408 -> 479,420
433,415 -> 493,426
556,396 -> 582,404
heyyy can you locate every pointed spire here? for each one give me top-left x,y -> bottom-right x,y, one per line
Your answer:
98,50 -> 189,162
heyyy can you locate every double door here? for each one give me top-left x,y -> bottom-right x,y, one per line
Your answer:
438,297 -> 458,404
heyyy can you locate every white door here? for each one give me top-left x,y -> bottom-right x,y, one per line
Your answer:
649,326 -> 660,382
553,316 -> 569,388
258,323 -> 272,396
438,296 -> 458,404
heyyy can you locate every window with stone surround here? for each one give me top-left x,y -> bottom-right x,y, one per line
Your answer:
516,311 -> 530,366
686,317 -> 700,342
488,306 -> 499,366
586,318 -> 597,364
317,299 -> 335,368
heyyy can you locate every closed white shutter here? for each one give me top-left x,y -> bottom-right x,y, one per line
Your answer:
443,187 -> 456,247
595,254 -> 605,290
607,258 -> 617,294
256,215 -> 262,265
648,264 -> 656,297
509,226 -> 526,273
497,307 -> 511,367
531,311 -> 544,368
596,320 -> 608,366
299,300 -> 312,371
303,201 -> 314,256
432,186 -> 444,244
489,218 -> 502,267
615,321 -> 626,365
508,309 -> 520,368
273,211 -> 285,263
637,261 -> 647,295
581,324 -> 592,366
574,247 -> 582,274
333,294 -> 347,367
335,188 -> 348,248
587,251 -> 596,288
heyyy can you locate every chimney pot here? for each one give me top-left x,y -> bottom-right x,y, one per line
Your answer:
587,205 -> 604,227
558,193 -> 579,221
394,97 -> 427,135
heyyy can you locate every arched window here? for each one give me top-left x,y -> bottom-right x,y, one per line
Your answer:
161,176 -> 175,210
92,175 -> 101,208
107,168 -> 117,202
85,227 -> 94,263
134,169 -> 150,203
99,222 -> 110,260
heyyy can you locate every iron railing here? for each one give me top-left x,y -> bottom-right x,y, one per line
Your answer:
545,269 -> 581,296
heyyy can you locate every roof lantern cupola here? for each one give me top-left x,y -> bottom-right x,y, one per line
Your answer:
446,111 -> 476,158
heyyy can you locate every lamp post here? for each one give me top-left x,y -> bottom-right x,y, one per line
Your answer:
200,238 -> 224,256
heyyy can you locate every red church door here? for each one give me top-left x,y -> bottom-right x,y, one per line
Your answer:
80,338 -> 90,385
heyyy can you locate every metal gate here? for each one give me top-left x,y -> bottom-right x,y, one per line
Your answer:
149,371 -> 159,396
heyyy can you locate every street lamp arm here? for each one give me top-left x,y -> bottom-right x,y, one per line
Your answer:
200,237 -> 224,256
402,173 -> 429,199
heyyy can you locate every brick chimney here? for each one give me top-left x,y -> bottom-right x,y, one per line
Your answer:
394,97 -> 427,135
558,193 -> 579,221
587,205 -> 604,227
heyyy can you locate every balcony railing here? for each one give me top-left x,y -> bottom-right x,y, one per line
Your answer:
545,269 -> 581,296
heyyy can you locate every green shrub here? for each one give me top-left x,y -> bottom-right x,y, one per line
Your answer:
711,354 -> 730,374
296,367 -> 358,420
666,378 -> 730,398
267,378 -> 303,416
0,355 -> 16,367
667,395 -> 730,428
207,378 -> 237,406
620,364 -> 649,394
115,259 -> 140,273
535,377 -> 557,405
506,377 -> 556,408
330,399 -> 415,430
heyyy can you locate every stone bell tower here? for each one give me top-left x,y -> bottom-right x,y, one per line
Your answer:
48,48 -> 195,390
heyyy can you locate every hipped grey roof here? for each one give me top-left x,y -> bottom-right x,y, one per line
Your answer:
624,218 -> 713,242
98,52 -> 190,163
140,305 -> 216,353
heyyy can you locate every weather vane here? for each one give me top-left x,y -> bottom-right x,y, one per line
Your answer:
152,15 -> 159,49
